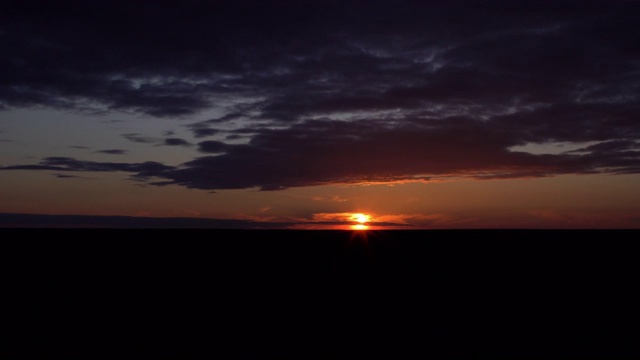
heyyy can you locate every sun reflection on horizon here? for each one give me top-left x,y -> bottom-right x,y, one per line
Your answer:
351,223 -> 369,231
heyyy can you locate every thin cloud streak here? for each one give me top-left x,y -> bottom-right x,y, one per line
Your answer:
95,149 -> 128,155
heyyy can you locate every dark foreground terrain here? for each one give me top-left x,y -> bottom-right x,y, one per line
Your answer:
2,229 -> 640,359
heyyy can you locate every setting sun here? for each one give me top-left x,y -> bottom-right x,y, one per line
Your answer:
350,213 -> 371,230
351,213 -> 371,224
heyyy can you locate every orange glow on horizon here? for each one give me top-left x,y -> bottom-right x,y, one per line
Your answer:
351,223 -> 369,231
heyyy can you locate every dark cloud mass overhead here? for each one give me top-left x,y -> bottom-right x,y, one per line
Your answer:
1,0 -> 639,190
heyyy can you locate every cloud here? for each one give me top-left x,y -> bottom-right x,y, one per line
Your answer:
568,140 -> 640,154
123,134 -> 193,148
0,157 -> 175,184
197,141 -> 228,154
183,116 -> 241,138
311,195 -> 348,203
0,213 -> 296,229
0,164 -> 75,171
3,110 -> 640,191
191,128 -> 220,139
163,138 -> 192,147
95,149 -> 127,155
3,1 -> 636,117
122,133 -> 158,144
1,1 -> 639,190
137,116 -> 640,190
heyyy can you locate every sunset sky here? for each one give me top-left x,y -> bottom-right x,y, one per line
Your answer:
1,0 -> 639,228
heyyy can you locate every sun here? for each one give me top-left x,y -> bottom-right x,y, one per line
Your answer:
350,213 -> 371,230
351,213 -> 371,224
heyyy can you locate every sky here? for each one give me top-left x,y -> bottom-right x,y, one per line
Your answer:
1,0 -> 639,229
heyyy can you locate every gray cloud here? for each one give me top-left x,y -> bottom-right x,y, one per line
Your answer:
163,138 -> 192,147
95,149 -> 127,155
100,119 -> 125,124
122,133 -> 158,144
190,128 -> 220,139
0,157 -> 174,183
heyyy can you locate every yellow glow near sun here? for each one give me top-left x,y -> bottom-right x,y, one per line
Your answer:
351,213 -> 371,224
352,224 -> 368,230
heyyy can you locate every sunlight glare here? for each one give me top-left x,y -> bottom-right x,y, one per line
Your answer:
350,213 -> 371,230
351,213 -> 371,224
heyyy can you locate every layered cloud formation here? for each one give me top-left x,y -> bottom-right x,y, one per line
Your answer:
1,0 -> 639,190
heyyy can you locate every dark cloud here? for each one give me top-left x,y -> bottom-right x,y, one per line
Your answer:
123,133 -> 191,147
40,157 -> 173,175
0,213 -> 294,229
3,0 -> 636,118
0,157 -> 174,183
190,128 -> 220,139
95,149 -> 127,155
197,141 -> 228,154
122,133 -> 157,144
0,164 -> 74,171
1,1 -> 639,190
69,145 -> 90,149
201,113 -> 245,125
0,212 -> 410,229
163,138 -> 192,147
3,110 -> 640,190
148,118 -> 640,190
225,134 -> 245,141
183,115 -> 242,138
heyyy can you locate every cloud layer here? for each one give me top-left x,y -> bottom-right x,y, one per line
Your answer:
1,0 -> 639,190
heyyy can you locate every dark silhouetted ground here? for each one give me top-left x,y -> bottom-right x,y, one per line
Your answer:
2,230 -> 639,359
